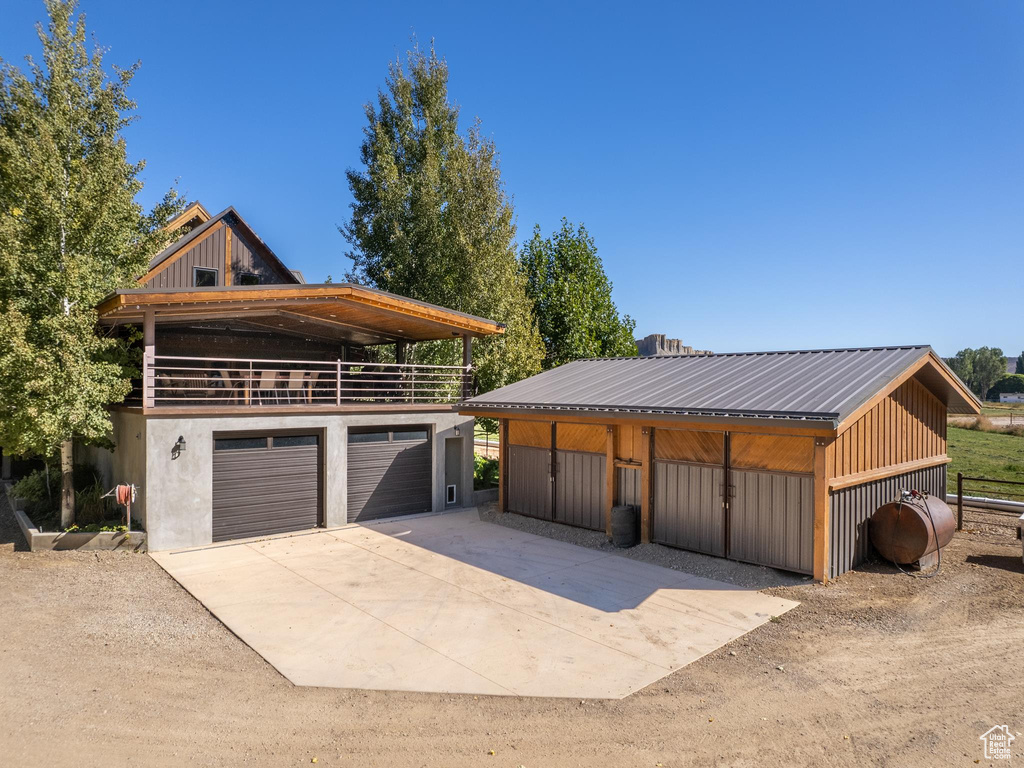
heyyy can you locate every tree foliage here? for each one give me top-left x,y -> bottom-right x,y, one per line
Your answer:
0,2 -> 182,467
519,220 -> 637,369
946,347 -> 1006,400
988,374 -> 1024,398
342,42 -> 543,393
1016,352 -> 1023,375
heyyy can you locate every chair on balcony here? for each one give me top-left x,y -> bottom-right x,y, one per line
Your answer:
284,370 -> 308,404
216,369 -> 244,404
255,369 -> 281,405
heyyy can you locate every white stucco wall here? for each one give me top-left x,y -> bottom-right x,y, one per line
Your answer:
108,410 -> 474,551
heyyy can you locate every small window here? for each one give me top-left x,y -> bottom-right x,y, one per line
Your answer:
393,430 -> 428,442
348,431 -> 388,444
237,272 -> 260,286
194,267 -> 218,287
214,437 -> 268,451
272,435 -> 318,448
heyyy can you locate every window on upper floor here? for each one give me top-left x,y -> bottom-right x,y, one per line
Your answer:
237,272 -> 260,286
193,267 -> 218,287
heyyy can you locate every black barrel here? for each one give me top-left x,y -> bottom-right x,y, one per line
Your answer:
610,504 -> 638,548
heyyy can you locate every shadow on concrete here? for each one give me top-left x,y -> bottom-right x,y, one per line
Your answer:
356,510 -> 801,611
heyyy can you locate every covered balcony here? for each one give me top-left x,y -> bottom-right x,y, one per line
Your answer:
96,283 -> 504,413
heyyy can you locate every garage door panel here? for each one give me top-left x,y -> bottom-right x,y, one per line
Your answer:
212,441 -> 320,542
347,432 -> 431,523
653,461 -> 724,556
507,444 -> 552,520
729,469 -> 813,574
555,450 -> 605,530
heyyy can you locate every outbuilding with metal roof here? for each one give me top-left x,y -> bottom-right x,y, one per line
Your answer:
460,345 -> 980,581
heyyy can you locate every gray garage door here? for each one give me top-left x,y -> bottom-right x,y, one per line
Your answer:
652,460 -> 726,556
729,470 -> 814,575
212,433 -> 321,542
347,427 -> 432,523
555,450 -> 605,530
507,444 -> 553,520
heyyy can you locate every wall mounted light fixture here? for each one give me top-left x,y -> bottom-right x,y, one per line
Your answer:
171,435 -> 187,460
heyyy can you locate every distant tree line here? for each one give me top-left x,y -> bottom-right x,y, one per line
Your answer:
945,347 -> 1024,400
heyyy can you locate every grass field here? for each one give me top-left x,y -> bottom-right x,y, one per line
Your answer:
946,425 -> 1024,495
980,400 -> 1024,417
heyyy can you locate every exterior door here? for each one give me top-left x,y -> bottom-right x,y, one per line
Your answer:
554,450 -> 606,530
652,461 -> 726,556
507,444 -> 553,519
347,427 -> 432,523
650,429 -> 727,556
212,432 -> 321,542
506,420 -> 553,520
729,470 -> 814,574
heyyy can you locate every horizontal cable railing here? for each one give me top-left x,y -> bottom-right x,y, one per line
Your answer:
127,355 -> 471,408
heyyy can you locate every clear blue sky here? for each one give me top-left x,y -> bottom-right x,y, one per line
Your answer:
3,1 -> 1022,357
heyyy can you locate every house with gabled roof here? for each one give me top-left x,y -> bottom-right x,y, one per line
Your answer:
88,202 -> 504,550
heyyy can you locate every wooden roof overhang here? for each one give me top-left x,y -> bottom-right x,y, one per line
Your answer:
97,284 -> 505,345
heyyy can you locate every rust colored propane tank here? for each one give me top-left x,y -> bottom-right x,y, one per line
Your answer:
870,493 -> 956,565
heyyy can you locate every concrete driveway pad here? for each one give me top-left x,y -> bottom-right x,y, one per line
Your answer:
152,509 -> 798,698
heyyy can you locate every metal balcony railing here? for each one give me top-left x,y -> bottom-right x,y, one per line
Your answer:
128,355 -> 472,408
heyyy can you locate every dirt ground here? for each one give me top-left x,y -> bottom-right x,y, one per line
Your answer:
1,497 -> 1021,768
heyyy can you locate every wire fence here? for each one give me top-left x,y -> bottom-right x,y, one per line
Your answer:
955,472 -> 1024,530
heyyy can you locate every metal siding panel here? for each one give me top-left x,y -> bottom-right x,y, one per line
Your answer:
347,437 -> 431,523
652,461 -> 725,556
617,466 -> 642,506
212,442 -> 319,541
555,450 -> 605,530
729,469 -> 814,574
508,445 -> 552,520
827,464 -> 946,579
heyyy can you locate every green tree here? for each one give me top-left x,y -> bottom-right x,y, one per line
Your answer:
988,374 -> 1024,398
0,0 -> 183,525
946,347 -> 1006,400
1015,351 -> 1023,375
342,42 -> 543,394
519,220 -> 637,369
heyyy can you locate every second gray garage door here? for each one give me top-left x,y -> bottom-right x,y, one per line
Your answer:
347,427 -> 432,523
212,433 -> 321,542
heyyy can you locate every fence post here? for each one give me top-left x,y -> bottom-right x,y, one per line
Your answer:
957,471 -> 964,531
336,360 -> 342,406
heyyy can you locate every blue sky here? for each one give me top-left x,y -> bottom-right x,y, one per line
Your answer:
2,1 -> 1022,357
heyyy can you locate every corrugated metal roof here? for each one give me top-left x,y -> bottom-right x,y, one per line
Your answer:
464,345 -> 979,424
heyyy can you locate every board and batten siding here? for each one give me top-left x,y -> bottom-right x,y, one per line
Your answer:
231,229 -> 294,284
827,377 -> 946,482
145,224 -> 226,288
828,463 -> 947,579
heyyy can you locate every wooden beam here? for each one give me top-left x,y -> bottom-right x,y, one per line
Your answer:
640,426 -> 652,543
142,309 -> 155,410
498,418 -> 508,513
605,425 -> 615,538
459,408 -> 836,438
812,437 -> 830,583
828,455 -> 952,491
164,201 -> 211,232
